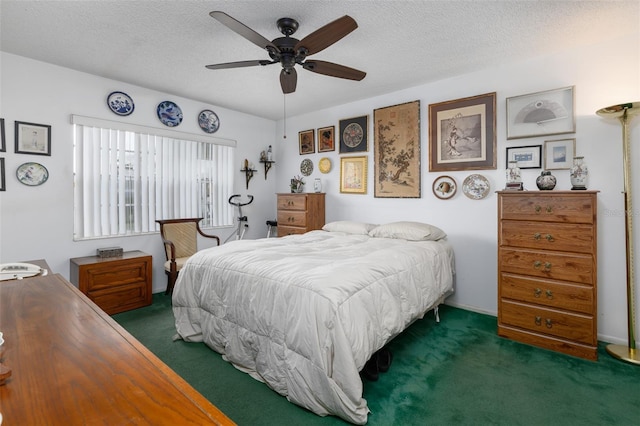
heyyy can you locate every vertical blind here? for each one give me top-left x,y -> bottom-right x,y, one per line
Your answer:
72,115 -> 235,240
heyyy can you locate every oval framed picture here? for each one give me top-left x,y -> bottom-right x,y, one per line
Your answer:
432,175 -> 457,200
16,162 -> 49,186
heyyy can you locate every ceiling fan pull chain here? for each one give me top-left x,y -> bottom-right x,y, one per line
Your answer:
283,94 -> 287,139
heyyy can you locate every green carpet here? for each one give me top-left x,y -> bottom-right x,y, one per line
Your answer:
113,294 -> 640,425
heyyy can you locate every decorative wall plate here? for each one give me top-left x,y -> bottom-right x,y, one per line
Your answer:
318,157 -> 332,174
107,91 -> 134,116
157,101 -> 183,127
300,158 -> 313,176
432,175 -> 457,200
198,109 -> 220,133
16,162 -> 49,186
462,174 -> 490,200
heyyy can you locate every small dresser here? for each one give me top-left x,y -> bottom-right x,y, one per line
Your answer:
276,193 -> 325,236
497,191 -> 598,360
70,250 -> 152,315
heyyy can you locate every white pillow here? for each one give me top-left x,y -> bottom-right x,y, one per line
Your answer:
322,221 -> 378,235
368,221 -> 447,241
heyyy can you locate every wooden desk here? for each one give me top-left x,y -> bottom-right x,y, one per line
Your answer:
0,273 -> 235,425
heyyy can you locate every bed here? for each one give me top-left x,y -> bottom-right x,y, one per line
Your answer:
172,221 -> 455,424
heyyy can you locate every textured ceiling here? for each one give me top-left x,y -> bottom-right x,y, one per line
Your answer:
1,0 -> 638,121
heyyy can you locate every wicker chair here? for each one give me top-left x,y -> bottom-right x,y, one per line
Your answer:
156,218 -> 220,294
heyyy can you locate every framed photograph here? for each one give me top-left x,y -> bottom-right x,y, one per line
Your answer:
544,138 -> 575,170
506,145 -> 542,169
428,92 -> 496,172
317,126 -> 335,152
339,115 -> 368,153
298,129 -> 315,155
340,156 -> 368,194
15,121 -> 51,156
374,100 -> 421,198
1,118 -> 5,152
506,86 -> 575,140
0,158 -> 5,191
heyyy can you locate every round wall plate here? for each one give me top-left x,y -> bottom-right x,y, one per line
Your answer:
157,101 -> 183,127
462,174 -> 490,200
300,158 -> 313,176
16,162 -> 49,186
432,175 -> 457,200
107,91 -> 134,116
198,109 -> 220,133
318,157 -> 332,174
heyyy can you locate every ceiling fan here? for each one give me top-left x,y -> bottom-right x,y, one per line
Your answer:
206,11 -> 366,94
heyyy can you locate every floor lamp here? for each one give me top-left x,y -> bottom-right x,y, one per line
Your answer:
596,101 -> 640,365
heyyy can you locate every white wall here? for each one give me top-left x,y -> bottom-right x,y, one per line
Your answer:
2,31 -> 639,345
273,34 -> 640,345
0,52 -> 277,293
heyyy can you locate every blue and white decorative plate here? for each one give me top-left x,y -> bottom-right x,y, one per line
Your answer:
107,91 -> 134,116
198,110 -> 220,133
157,101 -> 183,127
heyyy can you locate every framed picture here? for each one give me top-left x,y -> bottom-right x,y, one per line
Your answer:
428,92 -> 496,172
340,156 -> 368,194
317,126 -> 335,152
0,158 -> 5,191
15,121 -> 51,156
298,129 -> 315,155
373,100 -> 421,198
1,118 -> 5,152
506,145 -> 542,169
544,138 -> 575,170
339,115 -> 368,153
432,175 -> 457,200
506,86 -> 575,139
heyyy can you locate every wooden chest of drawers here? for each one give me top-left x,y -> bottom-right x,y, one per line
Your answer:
70,250 -> 152,315
497,191 -> 598,360
277,193 -> 325,236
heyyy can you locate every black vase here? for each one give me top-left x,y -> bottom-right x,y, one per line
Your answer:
536,171 -> 556,190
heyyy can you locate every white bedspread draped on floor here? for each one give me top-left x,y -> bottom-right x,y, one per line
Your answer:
172,231 -> 455,424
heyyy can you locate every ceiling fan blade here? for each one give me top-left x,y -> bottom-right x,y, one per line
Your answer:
295,15 -> 357,55
280,68 -> 297,94
210,11 -> 278,51
302,60 -> 366,81
206,60 -> 274,70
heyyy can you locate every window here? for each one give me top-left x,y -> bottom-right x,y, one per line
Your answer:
72,115 -> 235,240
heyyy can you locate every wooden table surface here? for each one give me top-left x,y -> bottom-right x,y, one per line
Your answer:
0,273 -> 235,425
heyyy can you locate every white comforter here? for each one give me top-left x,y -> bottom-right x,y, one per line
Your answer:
172,231 -> 455,424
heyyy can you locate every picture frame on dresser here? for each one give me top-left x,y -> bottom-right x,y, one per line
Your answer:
506,86 -> 575,140
15,121 -> 51,156
505,145 -> 542,169
428,92 -> 496,172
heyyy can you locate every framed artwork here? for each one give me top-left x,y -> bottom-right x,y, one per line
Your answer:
506,86 -> 575,139
298,129 -> 315,155
544,138 -> 575,170
428,92 -> 496,172
432,175 -> 457,200
339,115 -> 368,153
15,121 -> 51,156
317,126 -> 335,152
506,145 -> 542,169
340,156 -> 368,194
373,100 -> 421,198
1,118 -> 5,152
0,158 -> 5,191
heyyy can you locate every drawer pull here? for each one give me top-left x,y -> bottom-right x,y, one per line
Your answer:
533,261 -> 552,271
534,260 -> 541,268
535,316 -> 542,326
546,206 -> 553,213
535,205 -> 542,213
534,288 -> 542,297
545,318 -> 553,328
546,289 -> 553,299
534,233 -> 541,240
544,262 -> 552,271
545,234 -> 554,242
